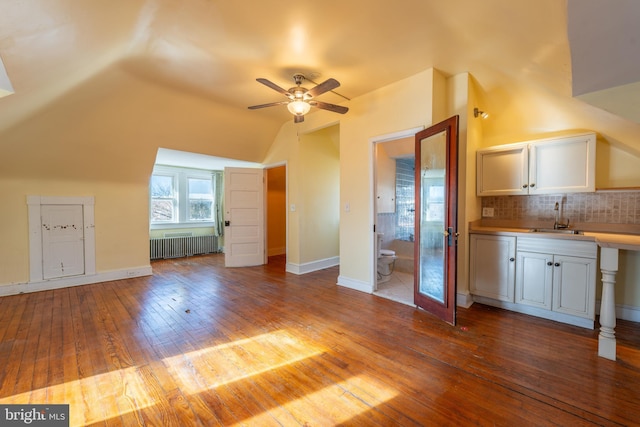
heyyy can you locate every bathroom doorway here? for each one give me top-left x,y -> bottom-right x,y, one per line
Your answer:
372,127 -> 422,306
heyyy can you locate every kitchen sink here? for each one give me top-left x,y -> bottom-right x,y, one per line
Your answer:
529,228 -> 584,235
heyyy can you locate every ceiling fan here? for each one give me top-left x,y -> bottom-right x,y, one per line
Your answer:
248,74 -> 349,123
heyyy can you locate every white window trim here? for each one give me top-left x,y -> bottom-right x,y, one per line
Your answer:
27,195 -> 96,283
150,165 -> 217,229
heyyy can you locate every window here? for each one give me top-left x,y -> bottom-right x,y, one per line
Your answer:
150,174 -> 176,222
150,166 -> 217,227
188,177 -> 213,221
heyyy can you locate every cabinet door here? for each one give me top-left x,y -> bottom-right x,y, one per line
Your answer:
470,234 -> 516,302
552,255 -> 596,319
476,144 -> 529,196
515,251 -> 553,310
528,133 -> 595,194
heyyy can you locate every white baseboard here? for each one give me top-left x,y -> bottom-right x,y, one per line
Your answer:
337,275 -> 374,293
595,300 -> 640,323
473,295 -> 595,329
456,291 -> 474,308
286,256 -> 339,275
0,265 -> 153,297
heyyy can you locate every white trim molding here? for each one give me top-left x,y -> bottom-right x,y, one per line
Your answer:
595,300 -> 640,323
456,291 -> 474,308
286,256 -> 339,275
28,195 -> 96,283
337,275 -> 374,293
0,266 -> 152,297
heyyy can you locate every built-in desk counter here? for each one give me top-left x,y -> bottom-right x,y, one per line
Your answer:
586,233 -> 640,361
469,222 -> 640,361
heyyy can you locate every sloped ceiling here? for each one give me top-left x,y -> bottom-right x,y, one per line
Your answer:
568,0 -> 640,124
0,0 -> 638,181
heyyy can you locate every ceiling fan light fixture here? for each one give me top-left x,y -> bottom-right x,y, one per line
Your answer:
287,100 -> 311,116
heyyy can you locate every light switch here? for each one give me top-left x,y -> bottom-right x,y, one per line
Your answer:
290,204 -> 296,212
345,202 -> 350,212
482,207 -> 494,217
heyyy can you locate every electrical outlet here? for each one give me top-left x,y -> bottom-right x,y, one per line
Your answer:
482,207 -> 495,217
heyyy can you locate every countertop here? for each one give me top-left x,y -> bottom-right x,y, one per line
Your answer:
469,221 -> 640,251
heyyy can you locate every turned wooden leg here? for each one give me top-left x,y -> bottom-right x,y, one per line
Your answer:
598,247 -> 618,361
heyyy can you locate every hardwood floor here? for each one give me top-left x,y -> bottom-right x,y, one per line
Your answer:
1,254 -> 639,426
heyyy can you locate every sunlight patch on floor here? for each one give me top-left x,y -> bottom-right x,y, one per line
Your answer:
162,329 -> 326,394
0,329 -> 400,425
0,366 -> 157,426
234,374 -> 399,426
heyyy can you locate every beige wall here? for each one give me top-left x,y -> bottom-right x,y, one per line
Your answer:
263,68 -> 477,291
263,119 -> 341,267
299,127 -> 340,263
0,178 -> 149,285
3,61 -> 640,313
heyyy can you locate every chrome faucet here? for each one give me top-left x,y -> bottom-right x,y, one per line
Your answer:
553,202 -> 570,229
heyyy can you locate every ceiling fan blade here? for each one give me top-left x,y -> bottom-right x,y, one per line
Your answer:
294,115 -> 305,123
256,78 -> 292,98
309,100 -> 349,114
307,78 -> 340,98
248,101 -> 289,110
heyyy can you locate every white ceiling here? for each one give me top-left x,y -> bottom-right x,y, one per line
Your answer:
0,0 -> 638,169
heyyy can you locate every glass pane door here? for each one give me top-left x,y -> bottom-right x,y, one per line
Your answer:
419,133 -> 446,302
414,116 -> 459,325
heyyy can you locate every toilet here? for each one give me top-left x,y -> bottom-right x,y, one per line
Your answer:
376,233 -> 397,283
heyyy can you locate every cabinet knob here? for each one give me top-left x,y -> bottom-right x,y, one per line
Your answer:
554,262 -> 560,267
529,183 -> 536,188
509,257 -> 515,262
522,184 -> 528,188
547,261 -> 553,266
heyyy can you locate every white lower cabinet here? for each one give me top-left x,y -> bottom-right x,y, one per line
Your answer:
471,233 -> 598,328
551,254 -> 597,319
515,251 -> 553,310
469,234 -> 516,302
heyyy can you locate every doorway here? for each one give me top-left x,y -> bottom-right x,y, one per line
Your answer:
266,165 -> 287,267
372,128 -> 423,306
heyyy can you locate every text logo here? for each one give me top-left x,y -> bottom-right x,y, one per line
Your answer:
1,405 -> 69,426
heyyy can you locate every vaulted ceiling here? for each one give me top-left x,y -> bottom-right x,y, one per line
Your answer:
0,0 -> 638,177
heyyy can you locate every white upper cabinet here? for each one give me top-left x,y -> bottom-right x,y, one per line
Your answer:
477,132 -> 596,196
476,143 -> 529,196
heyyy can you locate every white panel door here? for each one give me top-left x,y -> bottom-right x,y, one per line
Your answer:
41,204 -> 85,279
224,167 -> 265,267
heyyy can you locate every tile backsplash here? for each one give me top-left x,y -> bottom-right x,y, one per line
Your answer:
482,190 -> 640,225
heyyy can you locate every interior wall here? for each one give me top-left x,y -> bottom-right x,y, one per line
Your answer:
0,178 -> 150,286
266,165 -> 286,257
299,126 -> 340,264
339,70 -> 437,286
